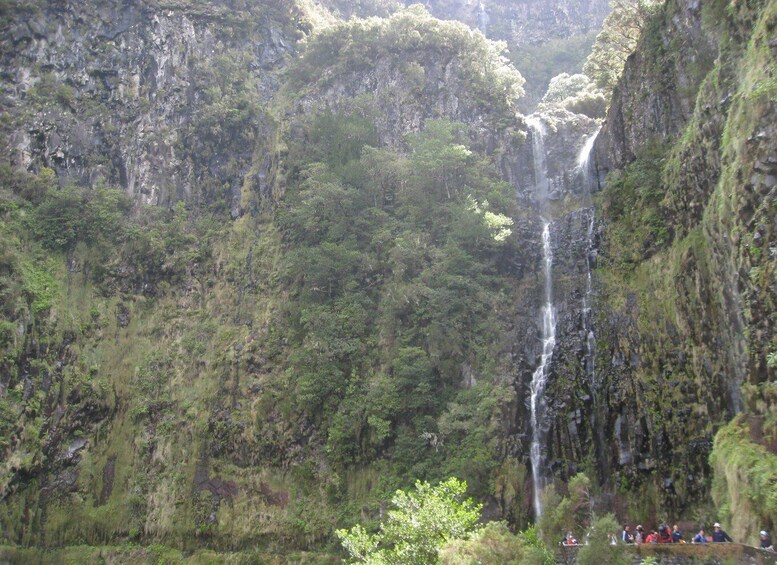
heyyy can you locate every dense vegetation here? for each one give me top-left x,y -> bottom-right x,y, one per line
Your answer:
269,112 -> 530,505
0,4 -> 537,557
1,0 -> 776,560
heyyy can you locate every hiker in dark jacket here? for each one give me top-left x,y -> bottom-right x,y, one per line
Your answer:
760,531 -> 774,551
711,523 -> 733,542
671,524 -> 683,543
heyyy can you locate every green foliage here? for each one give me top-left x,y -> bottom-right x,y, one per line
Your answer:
20,258 -> 58,314
440,523 -> 554,565
273,113 -> 520,484
335,477 -> 482,564
711,417 -> 777,542
584,0 -> 663,93
577,514 -> 629,565
539,73 -> 607,118
509,32 -> 597,110
537,473 -> 594,547
291,7 -> 524,116
599,139 -> 670,271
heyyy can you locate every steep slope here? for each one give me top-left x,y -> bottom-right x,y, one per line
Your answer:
585,0 -> 777,535
0,0 -> 302,208
0,3 -> 547,554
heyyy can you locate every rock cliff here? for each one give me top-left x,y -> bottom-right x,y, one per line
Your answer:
319,0 -> 610,46
0,0 -> 301,207
577,0 -> 776,533
0,0 -> 774,557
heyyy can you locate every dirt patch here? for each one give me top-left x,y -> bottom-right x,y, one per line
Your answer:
99,455 -> 116,505
259,482 -> 289,508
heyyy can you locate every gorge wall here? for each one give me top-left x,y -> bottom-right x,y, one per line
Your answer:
587,0 -> 776,539
0,0 -> 775,558
0,0 -> 301,209
320,0 -> 611,45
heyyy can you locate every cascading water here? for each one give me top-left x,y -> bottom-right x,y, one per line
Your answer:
527,117 -> 549,200
529,221 -> 556,518
577,127 -> 608,478
477,1 -> 490,35
577,126 -> 600,194
577,128 -> 600,386
526,116 -> 557,518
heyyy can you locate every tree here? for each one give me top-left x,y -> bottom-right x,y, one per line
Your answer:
336,477 -> 482,564
577,514 -> 630,565
440,522 -> 554,565
537,473 -> 593,546
538,73 -> 607,118
584,0 -> 662,92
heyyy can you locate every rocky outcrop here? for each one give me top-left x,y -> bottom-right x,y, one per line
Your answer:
0,0 -> 300,206
284,8 -> 532,196
578,0 -> 777,527
521,109 -> 599,200
595,0 -> 717,174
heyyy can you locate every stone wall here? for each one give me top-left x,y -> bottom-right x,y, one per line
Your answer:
557,544 -> 777,565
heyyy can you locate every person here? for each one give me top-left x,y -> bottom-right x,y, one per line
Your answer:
712,522 -> 733,542
634,524 -> 644,544
657,524 -> 673,543
760,530 -> 774,551
645,530 -> 658,544
692,528 -> 707,543
672,524 -> 684,543
622,525 -> 633,543
563,531 -> 579,545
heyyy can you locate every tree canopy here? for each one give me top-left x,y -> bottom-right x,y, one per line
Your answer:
336,477 -> 482,564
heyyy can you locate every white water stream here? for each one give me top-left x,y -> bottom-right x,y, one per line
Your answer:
526,122 -> 601,518
578,128 -> 600,387
527,116 -> 557,518
529,220 -> 557,518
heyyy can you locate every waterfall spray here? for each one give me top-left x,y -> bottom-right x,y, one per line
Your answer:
577,128 -> 600,383
577,126 -> 601,195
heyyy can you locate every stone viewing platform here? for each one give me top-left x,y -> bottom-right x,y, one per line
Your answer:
557,543 -> 777,564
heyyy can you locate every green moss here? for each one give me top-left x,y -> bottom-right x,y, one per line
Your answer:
711,416 -> 777,543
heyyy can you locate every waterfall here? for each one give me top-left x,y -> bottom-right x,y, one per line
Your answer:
526,117 -> 549,202
577,128 -> 600,383
577,126 -> 601,195
530,221 -> 556,518
578,128 -> 609,479
526,115 -> 557,518
582,210 -> 596,385
477,1 -> 490,35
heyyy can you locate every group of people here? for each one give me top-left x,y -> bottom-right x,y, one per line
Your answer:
619,523 -> 775,551
561,523 -> 774,551
689,523 -> 732,543
621,523 -> 683,544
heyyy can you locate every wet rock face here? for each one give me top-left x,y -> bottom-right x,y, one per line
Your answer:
584,0 -> 777,520
0,0 -> 297,206
518,109 -> 599,201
